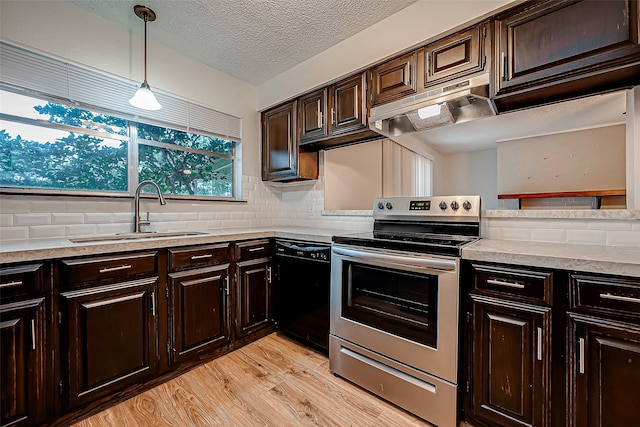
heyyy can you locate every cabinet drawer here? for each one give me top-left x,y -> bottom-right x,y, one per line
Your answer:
471,263 -> 552,304
60,252 -> 158,289
571,273 -> 640,321
168,243 -> 230,272
0,263 -> 44,300
235,240 -> 271,261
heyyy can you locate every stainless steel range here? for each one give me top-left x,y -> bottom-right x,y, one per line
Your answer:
329,195 -> 481,427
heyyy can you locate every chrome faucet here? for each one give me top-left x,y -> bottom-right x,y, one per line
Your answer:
134,180 -> 166,233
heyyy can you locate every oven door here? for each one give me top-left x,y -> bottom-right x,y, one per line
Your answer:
330,243 -> 460,384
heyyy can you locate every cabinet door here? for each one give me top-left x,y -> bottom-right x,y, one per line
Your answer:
370,51 -> 418,106
330,73 -> 367,136
235,258 -> 271,339
569,314 -> 640,427
469,296 -> 551,427
261,101 -> 298,181
1,298 -> 45,427
494,0 -> 640,107
169,265 -> 230,364
424,24 -> 486,87
60,278 -> 158,410
299,88 -> 328,144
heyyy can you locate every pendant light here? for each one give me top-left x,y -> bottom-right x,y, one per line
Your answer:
129,5 -> 162,110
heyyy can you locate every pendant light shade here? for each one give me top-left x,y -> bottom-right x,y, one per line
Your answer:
129,5 -> 161,111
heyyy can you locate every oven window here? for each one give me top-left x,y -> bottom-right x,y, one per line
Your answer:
342,261 -> 438,348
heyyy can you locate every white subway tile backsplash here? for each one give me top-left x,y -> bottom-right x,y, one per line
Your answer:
14,213 -> 51,226
30,225 -> 65,239
0,198 -> 30,214
634,222 -> 640,232
65,224 -> 98,236
531,228 -> 567,243
0,214 -> 13,227
84,213 -> 116,224
566,229 -> 607,245
0,227 -> 29,240
51,213 -> 84,225
587,220 -> 633,231
605,231 -> 640,247
96,224 -> 130,235
501,227 -> 533,241
30,200 -> 67,213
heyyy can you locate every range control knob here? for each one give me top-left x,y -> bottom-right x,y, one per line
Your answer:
386,202 -> 393,210
377,202 -> 385,210
463,200 -> 472,211
450,201 -> 459,210
439,201 -> 448,210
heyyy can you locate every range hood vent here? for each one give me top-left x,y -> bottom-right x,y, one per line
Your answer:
369,74 -> 497,138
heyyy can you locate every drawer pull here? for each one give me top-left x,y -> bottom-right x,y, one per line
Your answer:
0,280 -> 23,288
99,264 -> 132,273
248,247 -> 265,253
600,293 -> 640,304
190,254 -> 213,260
487,279 -> 525,289
578,337 -> 585,374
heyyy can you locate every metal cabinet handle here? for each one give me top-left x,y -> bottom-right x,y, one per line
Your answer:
578,338 -> 585,374
151,292 -> 156,317
331,108 -> 335,125
99,264 -> 132,273
0,280 -> 23,288
224,275 -> 230,296
501,52 -> 507,80
267,266 -> 272,284
317,100 -> 323,129
31,319 -> 36,350
487,279 -> 525,289
536,327 -> 542,361
600,293 -> 640,304
190,254 -> 212,260
248,247 -> 265,253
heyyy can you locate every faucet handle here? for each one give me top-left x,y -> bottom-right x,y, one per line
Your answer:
138,211 -> 151,227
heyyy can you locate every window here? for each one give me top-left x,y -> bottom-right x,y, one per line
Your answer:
0,41 -> 242,200
0,89 -> 237,199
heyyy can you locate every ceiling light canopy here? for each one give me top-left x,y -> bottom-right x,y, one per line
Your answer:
129,5 -> 161,111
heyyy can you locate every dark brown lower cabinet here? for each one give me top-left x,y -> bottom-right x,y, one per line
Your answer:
169,265 -> 231,364
0,297 -> 46,427
468,294 -> 551,427
60,278 -> 158,410
568,313 -> 640,427
235,258 -> 271,339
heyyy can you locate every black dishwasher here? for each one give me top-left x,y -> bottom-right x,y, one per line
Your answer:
273,239 -> 331,353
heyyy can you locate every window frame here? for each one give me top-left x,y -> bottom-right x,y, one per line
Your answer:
0,86 -> 242,201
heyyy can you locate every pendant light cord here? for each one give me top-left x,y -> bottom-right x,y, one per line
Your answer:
143,12 -> 148,84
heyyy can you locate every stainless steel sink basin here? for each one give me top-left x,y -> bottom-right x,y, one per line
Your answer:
69,231 -> 208,243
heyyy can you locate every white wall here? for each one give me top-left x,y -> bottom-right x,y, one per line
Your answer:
434,149 -> 498,209
256,0 -> 513,110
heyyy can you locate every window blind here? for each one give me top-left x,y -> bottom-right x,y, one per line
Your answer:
0,41 -> 241,141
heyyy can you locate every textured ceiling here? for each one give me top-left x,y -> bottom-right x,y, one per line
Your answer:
69,0 -> 418,86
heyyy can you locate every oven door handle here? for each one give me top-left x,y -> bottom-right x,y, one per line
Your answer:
332,246 -> 456,272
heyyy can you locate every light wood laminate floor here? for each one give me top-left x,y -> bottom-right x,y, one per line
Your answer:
71,333 -> 448,426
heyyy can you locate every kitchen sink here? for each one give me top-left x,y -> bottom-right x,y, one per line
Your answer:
69,231 -> 209,243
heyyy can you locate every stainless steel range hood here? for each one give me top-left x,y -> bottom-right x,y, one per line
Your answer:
368,73 -> 496,138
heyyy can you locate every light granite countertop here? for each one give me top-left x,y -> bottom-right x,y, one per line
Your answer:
2,229 -> 639,277
463,239 -> 640,277
0,227 -> 362,264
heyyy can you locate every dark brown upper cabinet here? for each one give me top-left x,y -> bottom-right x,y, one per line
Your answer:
298,88 -> 329,144
261,100 -> 318,182
370,50 -> 418,106
298,72 -> 379,148
493,0 -> 640,111
424,23 -> 488,88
